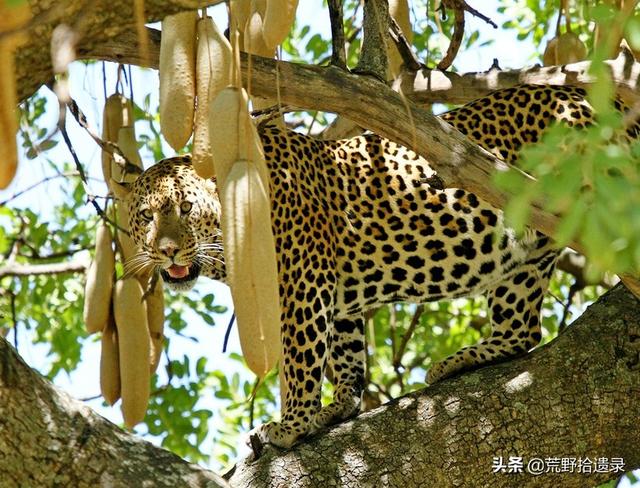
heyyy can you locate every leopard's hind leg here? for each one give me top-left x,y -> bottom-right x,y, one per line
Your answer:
312,315 -> 367,430
428,241 -> 558,383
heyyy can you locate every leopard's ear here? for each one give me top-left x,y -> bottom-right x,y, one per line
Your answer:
110,179 -> 132,200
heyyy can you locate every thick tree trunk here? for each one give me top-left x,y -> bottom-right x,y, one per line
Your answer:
233,284 -> 640,487
0,335 -> 228,488
1,285 -> 639,487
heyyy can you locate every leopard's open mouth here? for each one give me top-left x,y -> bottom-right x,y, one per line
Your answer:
160,262 -> 201,285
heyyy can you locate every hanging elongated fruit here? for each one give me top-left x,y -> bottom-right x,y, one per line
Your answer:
209,87 -> 268,188
115,125 -> 143,183
114,125 -> 142,262
102,94 -> 134,184
100,314 -> 121,405
114,278 -> 150,428
0,44 -> 18,190
116,201 -> 138,264
221,160 -> 280,377
159,11 -> 197,151
107,96 -> 138,184
145,281 -> 165,374
230,0 -> 252,30
83,221 -> 116,334
244,5 -> 272,57
193,16 -> 233,179
244,0 -> 276,109
262,0 -> 298,48
543,32 -> 587,66
208,87 -> 243,186
0,2 -> 30,189
387,0 -> 413,77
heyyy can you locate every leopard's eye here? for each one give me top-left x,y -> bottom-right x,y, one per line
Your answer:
180,201 -> 193,215
140,208 -> 153,221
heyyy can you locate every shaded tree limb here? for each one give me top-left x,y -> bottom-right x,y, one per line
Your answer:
436,0 -> 465,71
0,336 -> 229,488
388,16 -> 422,72
228,284 -> 640,488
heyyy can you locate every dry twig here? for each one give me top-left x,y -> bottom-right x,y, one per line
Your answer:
388,16 -> 422,72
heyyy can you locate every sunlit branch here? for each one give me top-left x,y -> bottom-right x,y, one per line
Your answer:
0,260 -> 88,278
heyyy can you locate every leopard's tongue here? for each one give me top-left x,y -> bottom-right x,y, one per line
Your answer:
167,264 -> 189,279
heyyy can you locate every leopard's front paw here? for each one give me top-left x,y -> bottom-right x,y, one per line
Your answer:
248,420 -> 307,451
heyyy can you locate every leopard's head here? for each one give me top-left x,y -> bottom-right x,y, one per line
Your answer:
123,156 -> 225,291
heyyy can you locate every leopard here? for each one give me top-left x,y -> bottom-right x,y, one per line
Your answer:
122,84 -> 639,449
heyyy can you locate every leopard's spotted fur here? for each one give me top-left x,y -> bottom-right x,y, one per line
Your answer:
125,84 -> 637,448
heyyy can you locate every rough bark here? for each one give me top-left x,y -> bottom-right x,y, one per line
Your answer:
354,0 -> 391,80
397,50 -> 640,105
229,284 -> 640,487
0,335 -> 228,488
1,285 -> 638,487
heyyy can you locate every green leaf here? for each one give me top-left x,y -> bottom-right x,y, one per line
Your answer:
554,198 -> 586,246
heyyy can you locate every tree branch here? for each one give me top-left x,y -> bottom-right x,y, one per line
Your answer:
67,29 -> 640,108
69,31 -> 640,294
399,45 -> 640,105
556,249 -> 616,290
14,1 -> 640,105
388,15 -> 422,72
327,0 -> 347,69
354,0 -> 391,81
0,337 -> 229,487
15,0 -> 223,100
436,0 -> 465,71
0,260 -> 88,278
0,172 -> 80,206
229,285 -> 640,487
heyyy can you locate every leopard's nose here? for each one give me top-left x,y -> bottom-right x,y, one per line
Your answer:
158,237 -> 179,258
